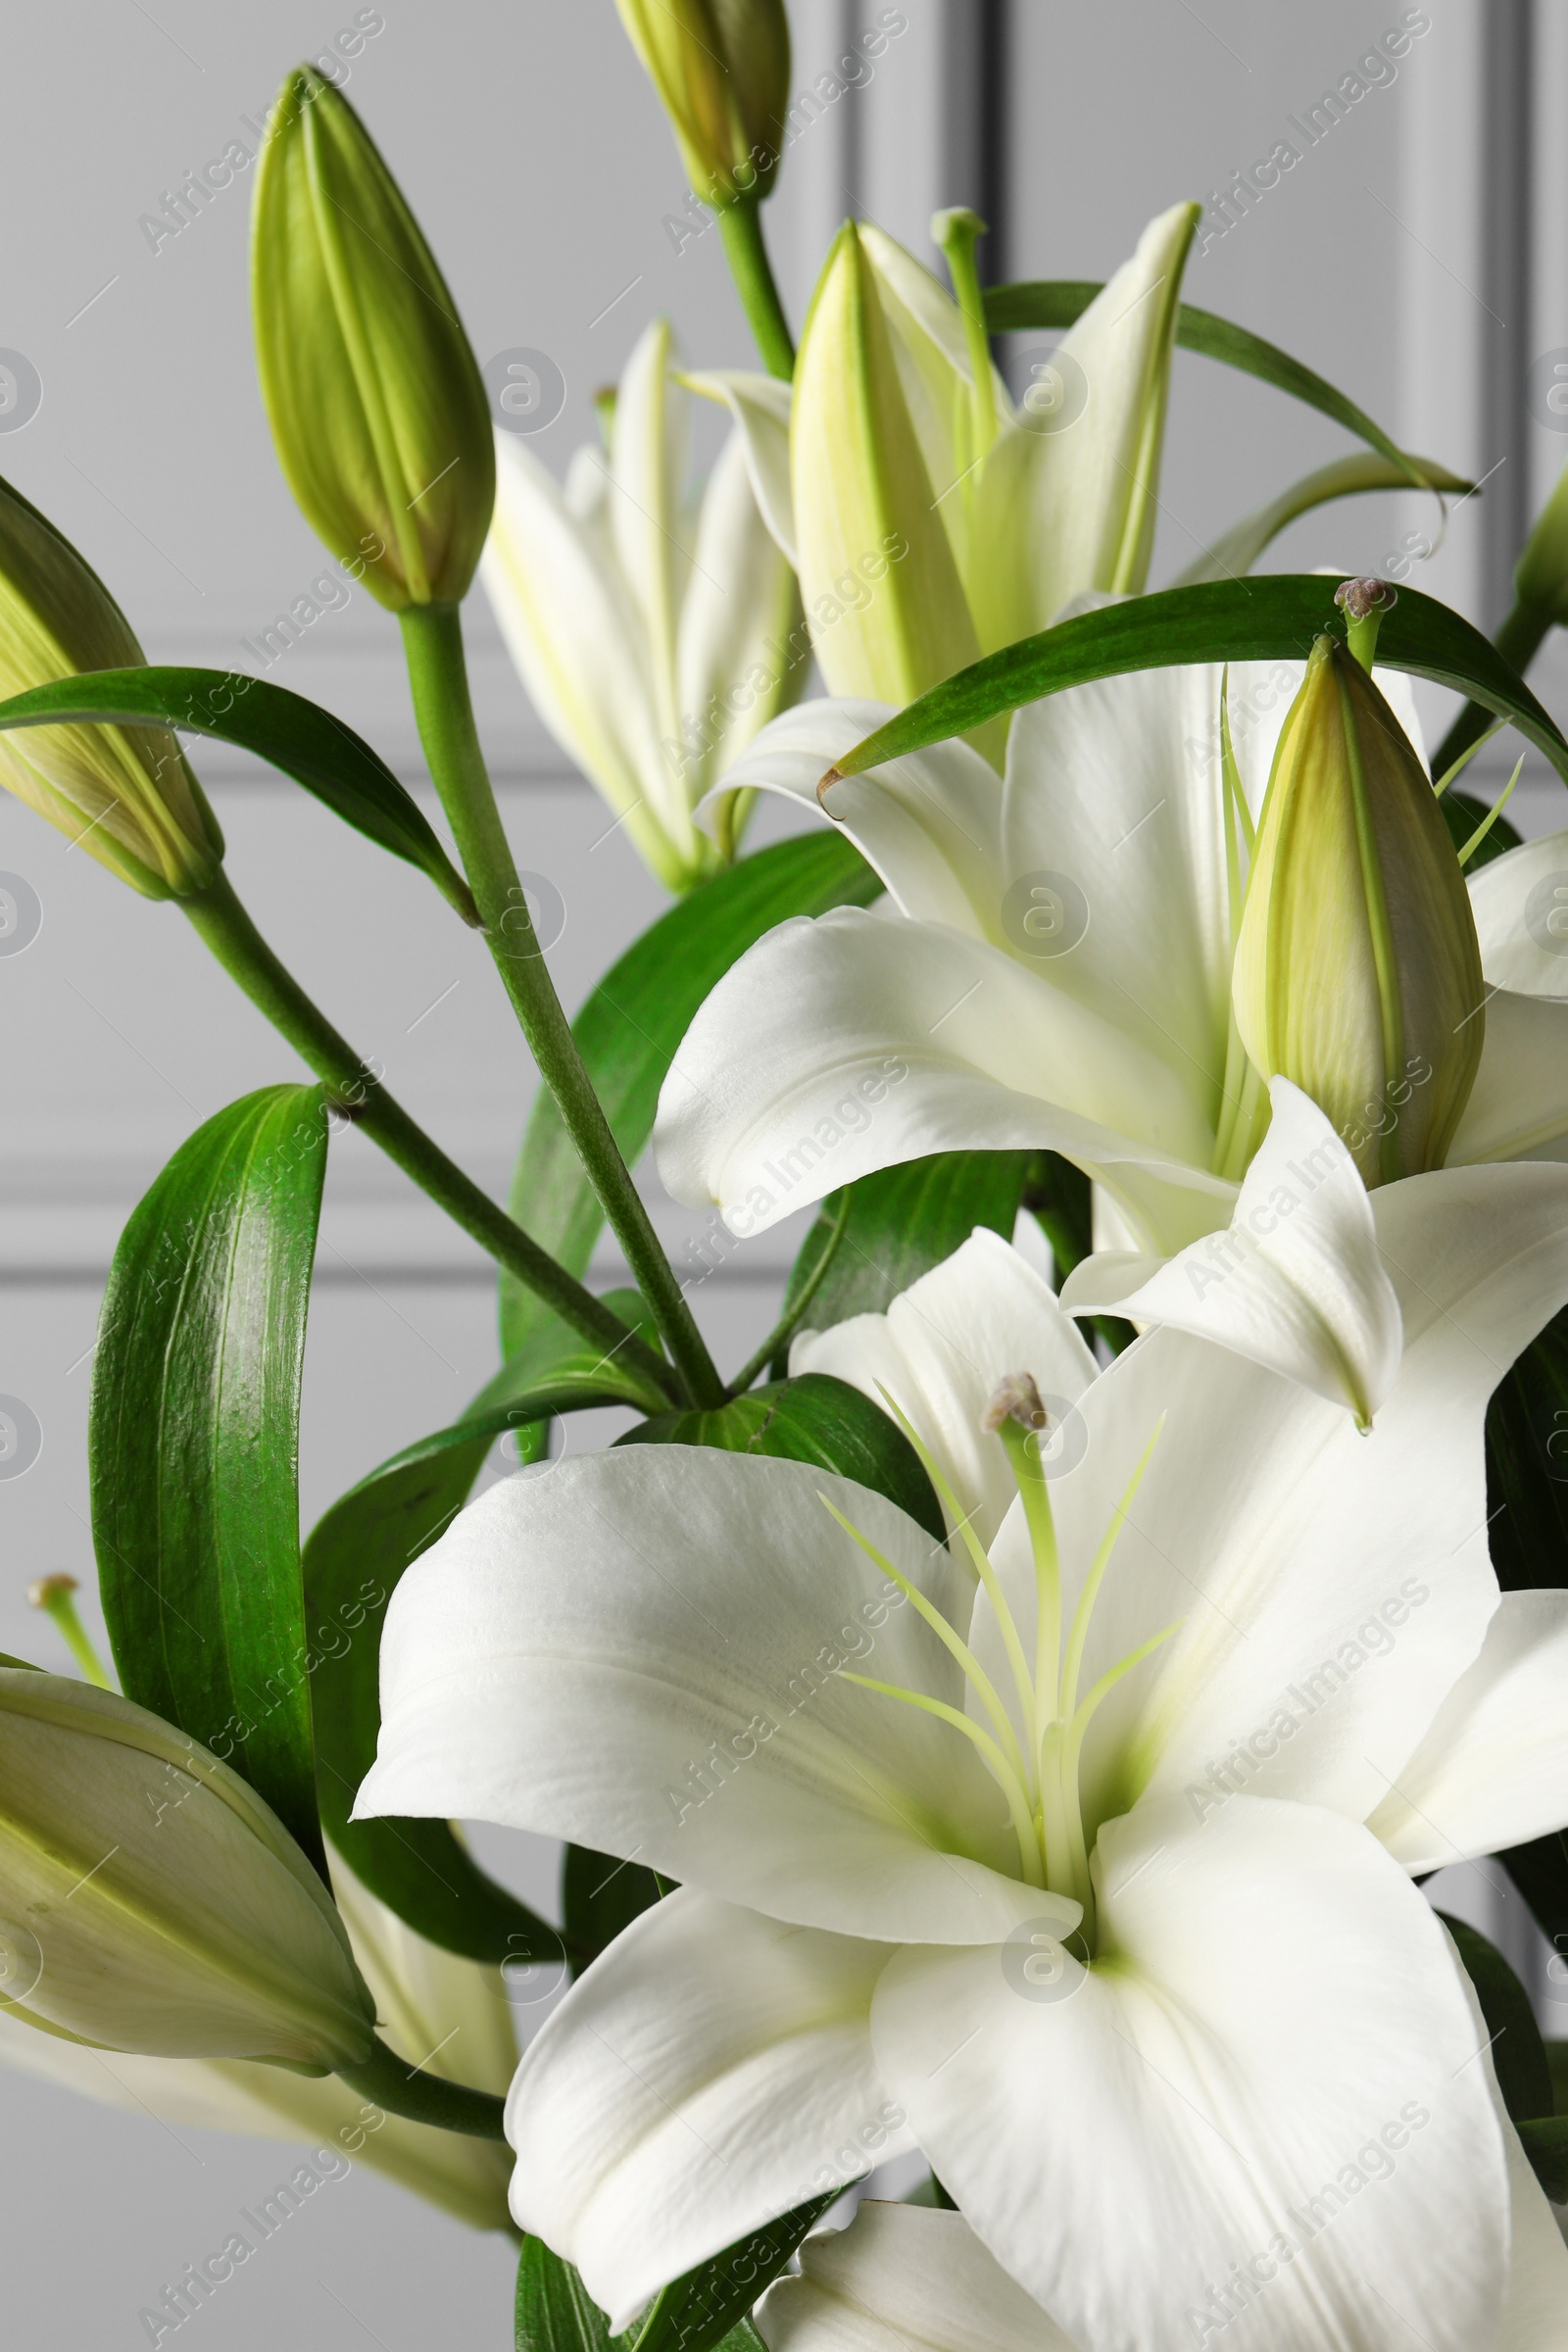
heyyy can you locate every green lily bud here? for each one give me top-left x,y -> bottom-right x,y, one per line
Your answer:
615,0 -> 791,209
1233,633 -> 1485,1185
251,67 -> 495,611
0,477 -> 221,897
792,221 -> 981,709
0,1666 -> 375,2069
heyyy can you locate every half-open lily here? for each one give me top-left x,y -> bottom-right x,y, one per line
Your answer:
356,1219 -> 1568,2351
482,318 -> 802,892
653,658 -> 1568,1262
693,202 -> 1199,729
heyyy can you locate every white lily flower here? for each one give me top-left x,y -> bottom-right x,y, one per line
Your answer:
355,1215 -> 1568,2349
481,318 -> 802,892
651,662 -> 1568,1283
0,1849 -> 516,2230
757,2159 -> 1568,2352
693,202 -> 1198,730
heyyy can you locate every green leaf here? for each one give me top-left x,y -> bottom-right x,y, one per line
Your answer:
0,665 -> 477,922
626,2195 -> 837,2352
1439,785 -> 1522,871
1518,2118 -> 1568,2204
561,1844 -> 663,1965
91,1085 -> 329,1868
771,1152 -> 1031,1371
1437,1913 -> 1552,2125
516,2236 -> 611,2352
828,578 -> 1568,791
617,1372 -> 945,1544
501,831 -> 880,1358
1485,1306 -> 1568,1596
1019,1153 -> 1135,1356
1170,452 -> 1469,590
306,1293 -> 662,1960
983,282 -> 1431,487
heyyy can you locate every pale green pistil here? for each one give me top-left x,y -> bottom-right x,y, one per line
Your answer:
830,1378 -> 1178,1946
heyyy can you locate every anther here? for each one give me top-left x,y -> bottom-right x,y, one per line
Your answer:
981,1371 -> 1049,1434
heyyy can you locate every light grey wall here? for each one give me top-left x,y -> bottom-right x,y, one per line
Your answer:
0,2 -> 1559,2340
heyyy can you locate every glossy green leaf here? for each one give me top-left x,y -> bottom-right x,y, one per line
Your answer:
501,831 -> 879,1357
627,2195 -> 837,2352
1486,1306 -> 1568,1595
91,1085 -> 329,1868
1019,1153 -> 1134,1356
516,2236 -> 611,2352
1437,1913 -> 1552,2125
561,1844 -> 663,1967
828,578 -> 1568,789
0,665 -> 477,922
1170,451 -> 1469,590
983,281 -> 1430,487
617,1372 -> 945,1544
306,1294 -> 663,1960
773,1152 -> 1031,1371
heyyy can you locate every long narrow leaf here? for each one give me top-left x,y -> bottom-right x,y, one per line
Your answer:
501,831 -> 878,1357
983,281 -> 1428,486
91,1085 -> 329,1867
828,578 -> 1568,789
0,666 -> 477,922
1170,452 -> 1469,589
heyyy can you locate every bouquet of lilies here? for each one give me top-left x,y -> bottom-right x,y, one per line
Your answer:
11,6 -> 1568,2347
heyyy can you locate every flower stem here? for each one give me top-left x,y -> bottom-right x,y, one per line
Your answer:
181,870 -> 674,1396
398,603 -> 725,1409
336,2034 -> 508,2140
717,196 -> 795,379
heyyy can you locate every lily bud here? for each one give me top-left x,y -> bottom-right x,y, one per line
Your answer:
1233,634 -> 1485,1185
792,221 -> 980,708
0,1666 -> 375,2069
0,477 -> 221,897
615,0 -> 791,209
251,67 -> 495,611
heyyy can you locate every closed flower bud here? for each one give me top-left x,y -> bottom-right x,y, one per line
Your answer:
0,1667 -> 375,2069
251,66 -> 495,611
0,477 -> 221,897
1233,634 -> 1485,1184
615,0 -> 790,208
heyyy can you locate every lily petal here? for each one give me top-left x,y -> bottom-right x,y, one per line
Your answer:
1367,1590 -> 1568,1872
1447,989 -> 1568,1166
652,906 -> 1226,1239
685,368 -> 797,565
507,1889 -> 912,2331
693,698 -> 1004,939
1467,824 -> 1568,1000
1061,1080 -> 1402,1423
758,2202 -> 1072,2352
793,1229 -> 1096,1548
870,1797 -> 1509,2352
358,1448 -> 1074,1945
1499,2115 -> 1568,2351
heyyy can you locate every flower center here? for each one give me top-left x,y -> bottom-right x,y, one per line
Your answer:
825,1377 -> 1177,1943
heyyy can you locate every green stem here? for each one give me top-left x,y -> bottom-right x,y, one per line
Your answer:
1431,598 -> 1551,780
182,871 -> 675,1397
717,196 -> 795,379
336,2034 -> 508,2140
398,604 -> 725,1409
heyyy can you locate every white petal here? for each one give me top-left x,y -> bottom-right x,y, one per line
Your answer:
1448,990 -> 1568,1165
1061,1080 -> 1402,1423
968,201 -> 1198,645
871,1797 -> 1509,2352
652,907 -> 1224,1238
359,1447 -> 1076,1946
1499,2116 -> 1568,2351
1467,825 -> 1568,999
507,1889 -> 911,2329
609,318 -> 687,739
694,699 -> 1004,938
1368,1591 -> 1568,1872
999,662 -> 1233,1094
758,2203 -> 1071,2352
793,1229 -> 1096,1549
685,368 -> 798,564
